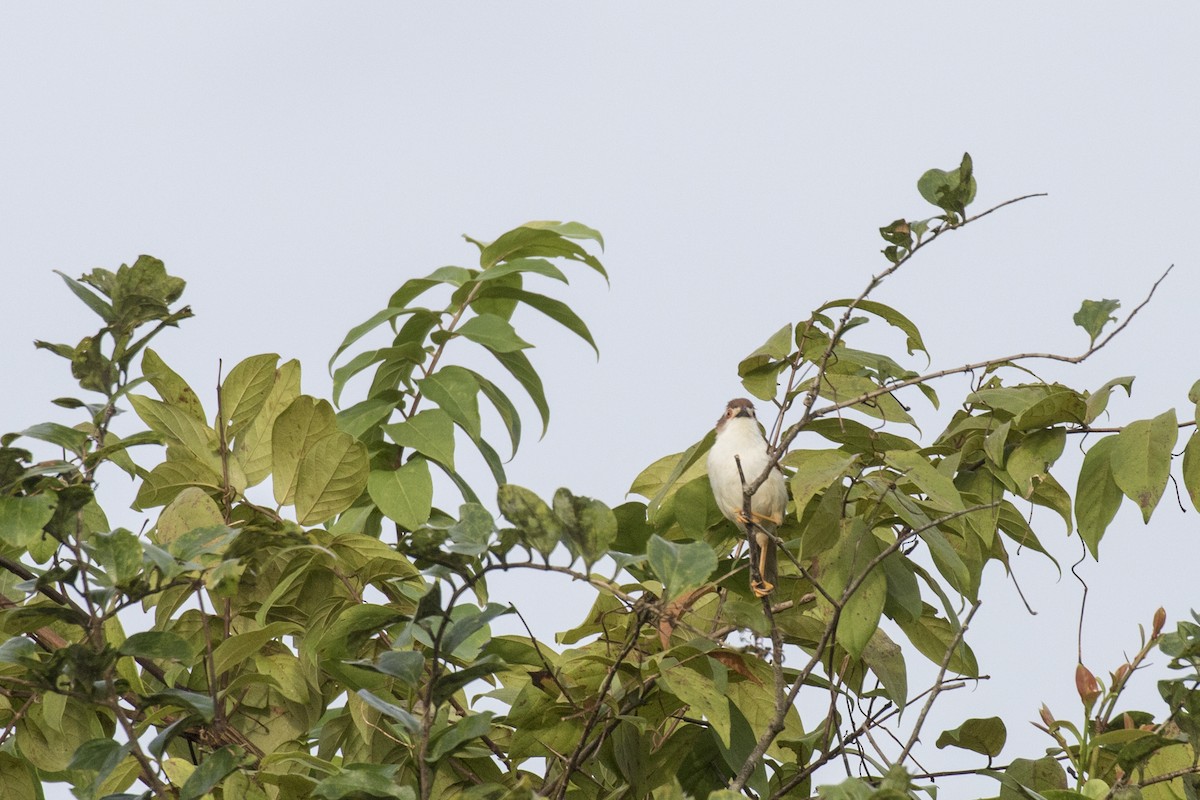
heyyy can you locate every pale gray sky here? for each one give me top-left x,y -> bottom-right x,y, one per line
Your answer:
3,4 -> 1198,796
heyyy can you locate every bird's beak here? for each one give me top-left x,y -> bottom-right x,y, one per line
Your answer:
735,408 -> 752,419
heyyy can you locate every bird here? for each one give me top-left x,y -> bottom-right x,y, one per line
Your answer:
706,398 -> 789,597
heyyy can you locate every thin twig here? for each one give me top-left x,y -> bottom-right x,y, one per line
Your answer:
896,603 -> 981,765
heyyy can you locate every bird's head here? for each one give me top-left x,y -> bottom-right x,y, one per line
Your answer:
715,397 -> 758,432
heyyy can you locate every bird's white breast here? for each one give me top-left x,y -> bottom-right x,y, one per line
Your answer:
707,418 -> 788,521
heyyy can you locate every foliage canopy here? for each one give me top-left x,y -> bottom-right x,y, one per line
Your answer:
2,155 -> 1198,800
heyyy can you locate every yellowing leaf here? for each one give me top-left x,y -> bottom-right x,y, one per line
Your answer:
234,359 -> 300,487
271,395 -> 339,506
219,353 -> 279,438
294,432 -> 369,526
1183,433 -> 1200,513
1110,409 -> 1178,523
155,487 -> 223,545
130,394 -> 220,472
1076,436 -> 1123,558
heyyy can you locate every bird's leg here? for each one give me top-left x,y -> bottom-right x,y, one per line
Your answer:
733,514 -> 778,598
750,536 -> 774,597
730,508 -> 783,527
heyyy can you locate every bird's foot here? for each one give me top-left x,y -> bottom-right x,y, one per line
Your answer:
751,578 -> 774,598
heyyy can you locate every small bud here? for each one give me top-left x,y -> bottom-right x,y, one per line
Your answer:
1039,703 -> 1055,727
1112,663 -> 1131,686
1153,607 -> 1167,638
1076,663 -> 1101,709
1122,712 -> 1135,730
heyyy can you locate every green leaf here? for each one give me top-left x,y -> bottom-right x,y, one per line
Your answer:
54,269 -> 115,322
294,431 -> 369,525
937,716 -> 1007,757
810,373 -> 916,427
67,737 -> 127,772
816,299 -> 928,356
168,524 -> 239,564
219,353 -> 279,438
442,604 -> 511,658
632,431 -> 713,514
133,455 -> 223,506
917,152 -> 977,217
142,348 -> 206,420
83,429 -> 161,475
478,223 -> 606,279
1076,436 -> 1124,558
384,409 -> 456,468
329,304 -> 427,375
129,394 -> 220,471
5,421 -> 90,453
356,689 -> 420,734
737,324 -> 792,401
0,637 -> 37,665
312,765 -> 413,800
119,631 -> 193,661
885,450 -> 964,512
983,419 -> 1012,467
1005,428 -> 1066,498
659,661 -> 731,747
369,458 -> 434,531
86,528 -> 144,586
429,712 -> 495,762
1086,376 -> 1135,424
271,395 -> 339,506
336,397 -> 398,440
1183,433 -> 1200,514
331,344 -> 425,407
474,285 -> 598,357
897,610 -> 977,677
455,313 -> 533,353
212,621 -> 300,676
470,370 -> 522,457
552,488 -> 617,569
861,628 -> 909,709
447,503 -> 495,555
351,650 -> 425,686
148,688 -> 216,721
489,349 -> 550,437
784,450 -> 859,517
806,417 -> 919,454
0,494 -> 56,548
476,256 -> 568,284
417,366 -> 482,440
497,484 -> 562,558
824,520 -> 886,660
1110,409 -> 1178,522
1000,757 -> 1068,799
1074,298 -> 1121,345
647,535 -> 716,598
522,219 -> 605,249
180,746 -> 243,800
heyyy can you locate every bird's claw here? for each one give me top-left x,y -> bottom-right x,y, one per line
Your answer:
751,578 -> 774,598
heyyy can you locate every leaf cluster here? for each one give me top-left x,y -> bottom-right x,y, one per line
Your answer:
2,163 -> 1198,800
